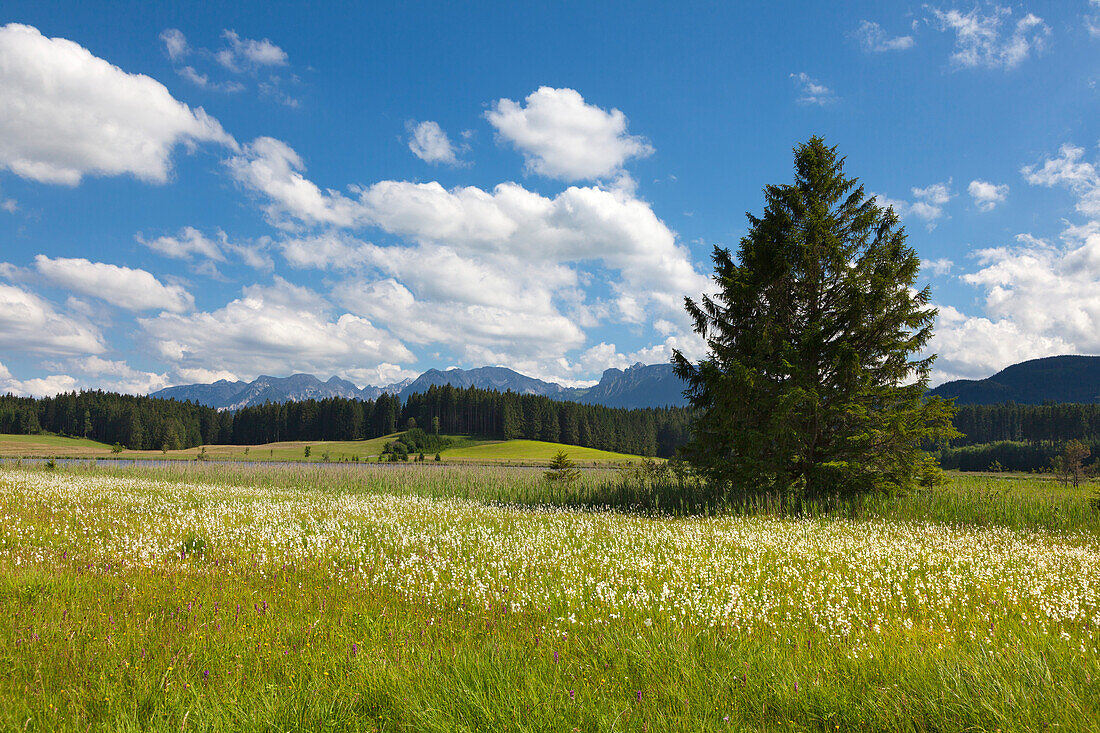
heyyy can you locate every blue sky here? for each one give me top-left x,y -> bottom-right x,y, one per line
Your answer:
1,1 -> 1099,395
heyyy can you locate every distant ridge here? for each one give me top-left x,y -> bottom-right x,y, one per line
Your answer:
152,373 -> 391,410
928,355 -> 1100,405
397,366 -> 567,400
151,362 -> 689,410
573,362 -> 685,409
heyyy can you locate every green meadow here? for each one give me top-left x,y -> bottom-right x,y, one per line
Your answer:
0,461 -> 1097,731
0,432 -> 641,466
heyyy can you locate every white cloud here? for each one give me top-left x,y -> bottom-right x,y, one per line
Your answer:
485,87 -> 653,181
342,363 -> 421,389
0,23 -> 235,185
790,72 -> 837,105
0,183 -> 15,213
159,28 -> 189,62
925,257 -> 954,276
875,180 -> 954,227
225,137 -> 364,228
34,255 -> 193,313
1089,0 -> 1100,37
0,356 -> 168,396
175,366 -> 240,385
927,5 -> 1049,70
139,277 -> 414,380
0,283 -> 105,356
931,305 -> 1072,382
137,226 -> 227,261
406,120 -> 463,166
136,226 -> 272,272
177,65 -> 245,93
67,356 -> 171,395
227,137 -> 709,322
968,179 -> 1009,211
855,20 -> 915,52
216,30 -> 288,72
932,144 -> 1100,381
0,367 -> 80,397
1021,144 -> 1100,216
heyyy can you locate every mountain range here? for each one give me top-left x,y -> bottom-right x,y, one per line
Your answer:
152,354 -> 1100,411
151,362 -> 688,410
928,355 -> 1100,405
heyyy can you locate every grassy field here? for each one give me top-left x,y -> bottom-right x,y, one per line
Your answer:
0,433 -> 638,465
439,438 -> 645,465
0,461 -> 1097,731
0,432 -> 410,462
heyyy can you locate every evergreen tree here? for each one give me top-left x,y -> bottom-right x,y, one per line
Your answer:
545,449 -> 580,484
673,137 -> 957,504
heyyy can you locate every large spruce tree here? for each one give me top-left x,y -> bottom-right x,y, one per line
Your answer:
673,137 -> 957,504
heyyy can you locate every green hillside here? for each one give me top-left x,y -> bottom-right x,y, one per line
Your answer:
0,432 -> 647,465
439,439 -> 646,464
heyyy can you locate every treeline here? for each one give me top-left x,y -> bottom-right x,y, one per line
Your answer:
934,403 -> 1100,472
0,385 -> 693,458
950,403 -> 1100,447
935,441 -> 1081,473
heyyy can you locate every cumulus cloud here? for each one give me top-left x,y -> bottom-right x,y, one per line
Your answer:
0,23 -> 235,185
0,356 -> 169,396
855,20 -> 915,52
138,226 -> 227,261
485,87 -> 653,181
925,257 -> 954,276
139,277 -> 414,380
174,366 -> 241,385
227,136 -> 708,322
1021,144 -> 1100,216
0,366 -> 80,397
930,305 -> 1073,382
968,179 -> 1009,211
66,356 -> 171,395
875,180 -> 953,228
0,283 -> 105,356
136,226 -> 271,272
34,255 -> 194,312
272,229 -> 706,383
406,120 -> 464,166
789,72 -> 837,105
225,137 -> 364,228
927,5 -> 1049,70
933,143 -> 1100,382
216,30 -> 288,72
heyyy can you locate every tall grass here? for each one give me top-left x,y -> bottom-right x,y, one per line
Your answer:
25,458 -> 1100,532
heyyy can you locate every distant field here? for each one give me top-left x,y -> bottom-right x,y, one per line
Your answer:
0,433 -> 119,456
0,433 -> 404,461
0,433 -> 643,465
439,438 -> 646,464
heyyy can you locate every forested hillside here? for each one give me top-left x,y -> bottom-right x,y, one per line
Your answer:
6,386 -> 1100,469
928,355 -> 1100,405
937,402 -> 1100,471
0,385 -> 693,458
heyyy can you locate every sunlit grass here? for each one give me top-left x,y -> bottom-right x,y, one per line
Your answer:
0,463 -> 1098,731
